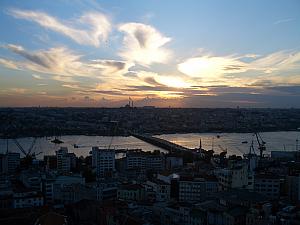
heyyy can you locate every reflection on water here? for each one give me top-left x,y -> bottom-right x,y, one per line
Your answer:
156,131 -> 300,155
0,132 -> 299,159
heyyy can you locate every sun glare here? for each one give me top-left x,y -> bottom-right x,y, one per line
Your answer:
156,76 -> 189,88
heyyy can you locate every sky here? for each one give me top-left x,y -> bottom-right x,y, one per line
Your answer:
0,0 -> 300,108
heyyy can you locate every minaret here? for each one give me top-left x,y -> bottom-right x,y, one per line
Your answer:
199,138 -> 202,150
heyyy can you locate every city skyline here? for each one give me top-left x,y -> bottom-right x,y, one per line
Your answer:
0,0 -> 300,107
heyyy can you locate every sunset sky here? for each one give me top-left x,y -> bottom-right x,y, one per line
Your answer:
0,0 -> 300,107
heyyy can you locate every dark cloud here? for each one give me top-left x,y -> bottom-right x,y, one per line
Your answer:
134,29 -> 148,48
89,60 -> 128,71
7,44 -> 56,69
266,86 -> 300,95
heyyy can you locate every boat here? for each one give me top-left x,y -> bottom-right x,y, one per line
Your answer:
242,141 -> 248,144
51,137 -> 64,144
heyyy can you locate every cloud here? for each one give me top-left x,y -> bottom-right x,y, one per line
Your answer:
118,23 -> 172,66
1,44 -> 133,83
5,44 -> 85,78
62,84 -> 81,89
248,50 -> 300,73
8,9 -> 111,47
178,50 -> 300,86
32,74 -> 42,79
88,59 -> 134,75
0,58 -> 20,69
178,56 -> 247,78
274,18 -> 294,25
9,88 -> 27,94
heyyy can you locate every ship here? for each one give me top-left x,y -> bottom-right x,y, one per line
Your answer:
51,137 -> 64,144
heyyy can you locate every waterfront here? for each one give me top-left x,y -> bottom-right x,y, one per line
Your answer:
0,131 -> 299,158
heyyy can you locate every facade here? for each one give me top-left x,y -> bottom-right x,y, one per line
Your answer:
146,155 -> 165,171
287,175 -> 300,204
117,184 -> 145,201
45,174 -> 85,204
56,147 -> 71,173
126,151 -> 146,170
146,179 -> 171,202
92,147 -> 115,178
0,154 -> 8,173
2,152 -> 21,173
217,160 -> 253,191
126,151 -> 165,171
254,173 -> 280,199
13,190 -> 43,208
96,180 -> 118,201
179,177 -> 218,202
20,170 -> 42,191
166,156 -> 183,170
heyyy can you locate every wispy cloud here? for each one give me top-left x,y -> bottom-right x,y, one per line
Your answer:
177,50 -> 300,86
88,60 -> 134,75
1,44 -> 132,83
0,58 -> 19,69
62,84 -> 81,89
274,18 -> 294,25
32,74 -> 42,79
8,9 -> 111,47
118,23 -> 172,66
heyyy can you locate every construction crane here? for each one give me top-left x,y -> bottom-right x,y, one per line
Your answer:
254,132 -> 266,158
13,138 -> 41,158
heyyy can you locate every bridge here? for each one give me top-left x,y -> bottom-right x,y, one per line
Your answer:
131,133 -> 194,153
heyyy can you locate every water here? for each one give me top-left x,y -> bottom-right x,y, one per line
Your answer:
0,136 -> 166,159
0,132 -> 299,159
156,131 -> 300,155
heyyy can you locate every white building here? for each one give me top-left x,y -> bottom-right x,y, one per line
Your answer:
126,151 -> 164,171
92,147 -> 115,178
216,160 -> 253,191
179,177 -> 218,202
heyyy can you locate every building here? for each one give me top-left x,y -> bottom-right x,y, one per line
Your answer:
92,147 -> 115,178
56,147 -> 71,173
179,176 -> 218,202
95,179 -> 118,201
166,156 -> 183,170
146,179 -> 171,202
126,151 -> 146,170
117,184 -> 145,201
3,152 -> 20,173
13,190 -> 43,208
44,174 -> 85,204
126,151 -> 164,172
287,175 -> 300,204
146,154 -> 165,171
216,160 -> 253,191
20,170 -> 42,191
254,173 -> 280,199
44,155 -> 57,170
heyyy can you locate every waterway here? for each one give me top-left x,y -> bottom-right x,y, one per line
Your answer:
0,131 -> 299,159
